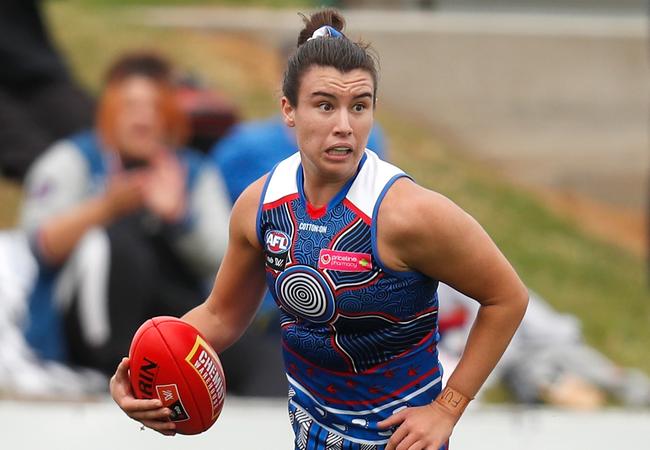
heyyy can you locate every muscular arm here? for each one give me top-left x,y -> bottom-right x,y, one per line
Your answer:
378,178 -> 528,449
378,178 -> 529,400
181,176 -> 268,353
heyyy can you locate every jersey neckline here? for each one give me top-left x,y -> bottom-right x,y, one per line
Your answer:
296,152 -> 368,220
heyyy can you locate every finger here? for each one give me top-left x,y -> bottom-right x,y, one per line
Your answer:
111,358 -> 139,404
425,442 -> 447,450
385,423 -> 410,450
424,444 -> 442,450
114,357 -> 130,381
130,407 -> 172,421
120,397 -> 163,412
406,440 -> 426,450
378,409 -> 408,428
396,433 -> 420,450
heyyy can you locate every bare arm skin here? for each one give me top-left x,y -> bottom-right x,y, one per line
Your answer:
181,176 -> 269,352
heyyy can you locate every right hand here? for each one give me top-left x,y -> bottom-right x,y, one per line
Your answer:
140,150 -> 187,223
103,172 -> 146,218
378,402 -> 456,450
110,357 -> 176,436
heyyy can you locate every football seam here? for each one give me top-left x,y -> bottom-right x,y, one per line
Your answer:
153,320 -> 208,431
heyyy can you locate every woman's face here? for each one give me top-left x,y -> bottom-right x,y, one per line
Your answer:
282,65 -> 374,183
113,75 -> 165,162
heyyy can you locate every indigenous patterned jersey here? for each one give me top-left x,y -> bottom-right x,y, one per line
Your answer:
257,150 -> 442,449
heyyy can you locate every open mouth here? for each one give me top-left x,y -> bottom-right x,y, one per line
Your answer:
326,146 -> 353,156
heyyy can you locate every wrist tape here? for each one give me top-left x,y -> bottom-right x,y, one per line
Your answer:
434,385 -> 472,418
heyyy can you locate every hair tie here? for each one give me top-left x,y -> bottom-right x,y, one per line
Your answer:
308,25 -> 343,41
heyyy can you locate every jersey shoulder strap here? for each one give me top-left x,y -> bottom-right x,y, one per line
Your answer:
261,151 -> 301,205
346,149 -> 409,221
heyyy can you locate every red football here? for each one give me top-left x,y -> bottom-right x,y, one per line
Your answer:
128,316 -> 226,435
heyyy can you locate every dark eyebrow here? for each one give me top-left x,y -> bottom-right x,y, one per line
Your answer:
353,92 -> 374,101
310,91 -> 374,101
311,91 -> 336,99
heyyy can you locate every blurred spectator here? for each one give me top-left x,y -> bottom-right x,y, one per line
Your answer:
19,51 -> 231,376
174,73 -> 240,154
0,0 -> 94,181
437,283 -> 650,409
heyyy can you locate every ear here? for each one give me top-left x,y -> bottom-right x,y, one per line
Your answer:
281,96 -> 295,127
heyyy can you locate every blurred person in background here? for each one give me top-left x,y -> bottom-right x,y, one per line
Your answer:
19,51 -> 231,376
437,284 -> 650,409
0,0 -> 94,181
174,72 -> 240,155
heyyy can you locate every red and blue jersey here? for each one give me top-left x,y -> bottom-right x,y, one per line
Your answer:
257,150 -> 443,449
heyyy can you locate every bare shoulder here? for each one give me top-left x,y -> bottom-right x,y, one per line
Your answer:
233,175 -> 267,215
379,177 -> 527,308
376,177 -> 477,272
378,177 -> 466,241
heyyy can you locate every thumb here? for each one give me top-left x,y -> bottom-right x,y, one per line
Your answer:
116,357 -> 130,377
110,357 -> 135,402
112,357 -> 133,387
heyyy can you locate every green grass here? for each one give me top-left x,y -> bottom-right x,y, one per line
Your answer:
30,1 -> 650,378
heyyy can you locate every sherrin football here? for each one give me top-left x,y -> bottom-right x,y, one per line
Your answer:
129,316 -> 226,435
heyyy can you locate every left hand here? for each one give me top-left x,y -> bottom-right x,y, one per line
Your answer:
378,402 -> 456,450
110,357 -> 176,436
142,150 -> 187,222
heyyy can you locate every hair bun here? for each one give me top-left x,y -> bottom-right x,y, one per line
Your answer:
283,7 -> 378,108
297,9 -> 346,47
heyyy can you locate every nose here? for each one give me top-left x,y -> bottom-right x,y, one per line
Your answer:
333,109 -> 352,137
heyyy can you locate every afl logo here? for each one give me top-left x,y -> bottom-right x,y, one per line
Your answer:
265,230 -> 291,255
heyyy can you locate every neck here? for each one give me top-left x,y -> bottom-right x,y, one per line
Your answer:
299,150 -> 364,207
302,177 -> 346,208
301,162 -> 360,208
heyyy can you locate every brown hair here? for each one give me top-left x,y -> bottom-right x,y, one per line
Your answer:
97,51 -> 188,149
282,8 -> 379,107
